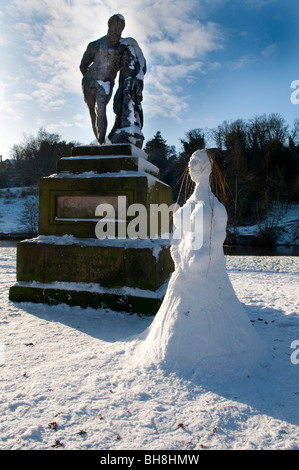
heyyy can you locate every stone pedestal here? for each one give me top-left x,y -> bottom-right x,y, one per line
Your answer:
9,144 -> 174,314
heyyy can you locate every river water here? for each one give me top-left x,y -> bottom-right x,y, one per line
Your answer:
0,239 -> 298,256
223,245 -> 299,256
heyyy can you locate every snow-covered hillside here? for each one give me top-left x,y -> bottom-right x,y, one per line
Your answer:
0,187 -> 38,234
234,202 -> 299,247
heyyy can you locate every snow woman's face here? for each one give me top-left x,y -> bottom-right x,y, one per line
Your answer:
189,150 -> 211,183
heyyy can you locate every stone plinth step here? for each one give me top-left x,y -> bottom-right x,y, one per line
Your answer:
9,282 -> 167,315
71,144 -> 147,158
56,155 -> 159,178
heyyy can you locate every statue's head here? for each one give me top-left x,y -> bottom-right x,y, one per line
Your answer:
189,149 -> 212,184
107,14 -> 125,44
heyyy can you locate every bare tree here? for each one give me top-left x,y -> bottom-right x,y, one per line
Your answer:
19,197 -> 38,234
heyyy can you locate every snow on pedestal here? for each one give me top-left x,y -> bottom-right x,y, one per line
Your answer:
139,149 -> 267,380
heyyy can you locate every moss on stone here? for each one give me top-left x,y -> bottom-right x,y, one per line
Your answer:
9,284 -> 163,315
16,240 -> 174,290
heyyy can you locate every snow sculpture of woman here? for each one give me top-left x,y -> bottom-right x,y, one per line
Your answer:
139,149 -> 266,380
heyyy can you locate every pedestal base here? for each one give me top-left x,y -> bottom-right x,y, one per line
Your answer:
9,144 -> 174,314
9,281 -> 168,315
10,235 -> 173,314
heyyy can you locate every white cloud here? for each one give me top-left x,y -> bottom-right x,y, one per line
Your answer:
148,20 -> 223,61
261,43 -> 278,59
246,0 -> 278,8
0,80 -> 24,120
226,54 -> 258,70
13,93 -> 33,101
46,120 -> 73,132
148,62 -> 204,87
30,77 -> 67,110
145,87 -> 189,120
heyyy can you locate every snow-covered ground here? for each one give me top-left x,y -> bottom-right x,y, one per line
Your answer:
1,248 -> 298,450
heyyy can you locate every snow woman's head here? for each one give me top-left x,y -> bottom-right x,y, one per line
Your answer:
188,149 -> 212,183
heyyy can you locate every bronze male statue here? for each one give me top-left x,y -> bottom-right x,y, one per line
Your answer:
80,14 -> 146,148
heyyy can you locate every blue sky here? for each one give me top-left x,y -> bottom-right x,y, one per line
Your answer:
0,0 -> 298,158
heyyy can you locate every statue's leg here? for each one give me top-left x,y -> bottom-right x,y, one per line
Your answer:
88,107 -> 98,140
82,82 -> 98,140
95,86 -> 112,144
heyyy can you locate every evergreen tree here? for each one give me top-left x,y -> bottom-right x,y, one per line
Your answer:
144,131 -> 179,190
180,128 -> 206,155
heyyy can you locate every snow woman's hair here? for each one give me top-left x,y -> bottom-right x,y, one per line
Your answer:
207,150 -> 229,211
175,149 -> 229,213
